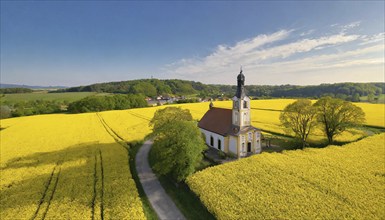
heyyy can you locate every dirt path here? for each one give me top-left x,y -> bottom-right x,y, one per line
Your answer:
135,140 -> 185,220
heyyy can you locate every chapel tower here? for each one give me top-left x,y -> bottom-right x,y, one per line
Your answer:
199,68 -> 261,158
232,69 -> 251,129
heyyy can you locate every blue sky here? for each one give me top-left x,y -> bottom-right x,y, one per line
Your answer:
1,1 -> 384,86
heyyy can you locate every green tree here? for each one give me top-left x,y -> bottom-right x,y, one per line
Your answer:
367,93 -> 375,103
279,99 -> 317,148
352,93 -> 360,102
149,107 -> 193,133
0,105 -> 11,119
132,82 -> 157,97
149,107 -> 206,182
151,121 -> 206,182
314,97 -> 365,144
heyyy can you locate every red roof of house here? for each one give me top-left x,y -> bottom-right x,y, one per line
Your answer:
198,107 -> 233,136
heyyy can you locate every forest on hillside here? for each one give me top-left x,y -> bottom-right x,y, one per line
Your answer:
53,79 -> 385,101
1,79 -> 384,119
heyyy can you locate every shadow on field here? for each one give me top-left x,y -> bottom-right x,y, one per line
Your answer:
2,142 -> 100,170
0,142 -> 128,219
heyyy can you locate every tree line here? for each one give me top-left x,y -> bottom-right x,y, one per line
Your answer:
53,79 -> 215,97
0,88 -> 33,94
53,79 -> 384,101
1,100 -> 66,118
280,97 -> 365,148
0,94 -> 148,118
67,94 -> 147,113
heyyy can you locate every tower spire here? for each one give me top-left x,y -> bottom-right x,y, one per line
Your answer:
235,68 -> 246,98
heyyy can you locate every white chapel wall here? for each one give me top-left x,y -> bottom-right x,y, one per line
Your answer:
200,128 -> 226,151
229,136 -> 237,154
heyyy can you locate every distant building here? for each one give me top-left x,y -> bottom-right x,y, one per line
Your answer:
198,70 -> 261,158
147,96 -> 177,106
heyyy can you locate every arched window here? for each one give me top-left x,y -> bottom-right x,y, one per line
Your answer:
234,101 -> 239,109
243,100 -> 248,108
210,136 -> 214,147
218,139 -> 221,150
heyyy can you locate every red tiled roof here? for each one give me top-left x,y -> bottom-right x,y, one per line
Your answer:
198,107 -> 233,136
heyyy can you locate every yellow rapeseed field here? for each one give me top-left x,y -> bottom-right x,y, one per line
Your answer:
208,100 -> 384,142
187,133 -> 385,219
0,99 -> 383,219
79,99 -> 384,145
97,99 -> 385,143
99,99 -> 384,142
0,113 -> 145,219
354,102 -> 385,127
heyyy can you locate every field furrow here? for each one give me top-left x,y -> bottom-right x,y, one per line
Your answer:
31,165 -> 59,220
41,167 -> 61,220
91,152 -> 104,220
99,150 -> 105,220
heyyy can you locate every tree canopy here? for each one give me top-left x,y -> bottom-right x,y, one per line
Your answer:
280,99 -> 317,148
149,107 -> 193,133
314,97 -> 365,144
151,120 -> 206,182
131,82 -> 157,97
67,94 -> 147,113
149,107 -> 206,182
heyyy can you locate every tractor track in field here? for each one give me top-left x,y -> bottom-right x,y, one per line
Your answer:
96,113 -> 128,150
41,168 -> 61,220
91,154 -> 97,220
31,165 -> 61,220
95,112 -> 124,220
91,149 -> 105,220
127,111 -> 151,121
99,150 -> 105,220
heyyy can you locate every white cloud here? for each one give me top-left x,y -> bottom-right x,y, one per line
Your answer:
250,33 -> 359,60
168,29 -> 291,76
165,23 -> 384,85
359,33 -> 385,45
341,21 -> 361,32
300,29 -> 315,36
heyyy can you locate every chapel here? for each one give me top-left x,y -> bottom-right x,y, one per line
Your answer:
198,69 -> 262,158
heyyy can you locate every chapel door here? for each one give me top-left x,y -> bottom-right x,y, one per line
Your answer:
247,142 -> 251,152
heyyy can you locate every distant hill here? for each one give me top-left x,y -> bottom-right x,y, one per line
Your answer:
0,83 -> 68,90
54,79 -> 385,101
54,79 -> 216,97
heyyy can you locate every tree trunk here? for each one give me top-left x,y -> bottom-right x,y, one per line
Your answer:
327,135 -> 333,144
